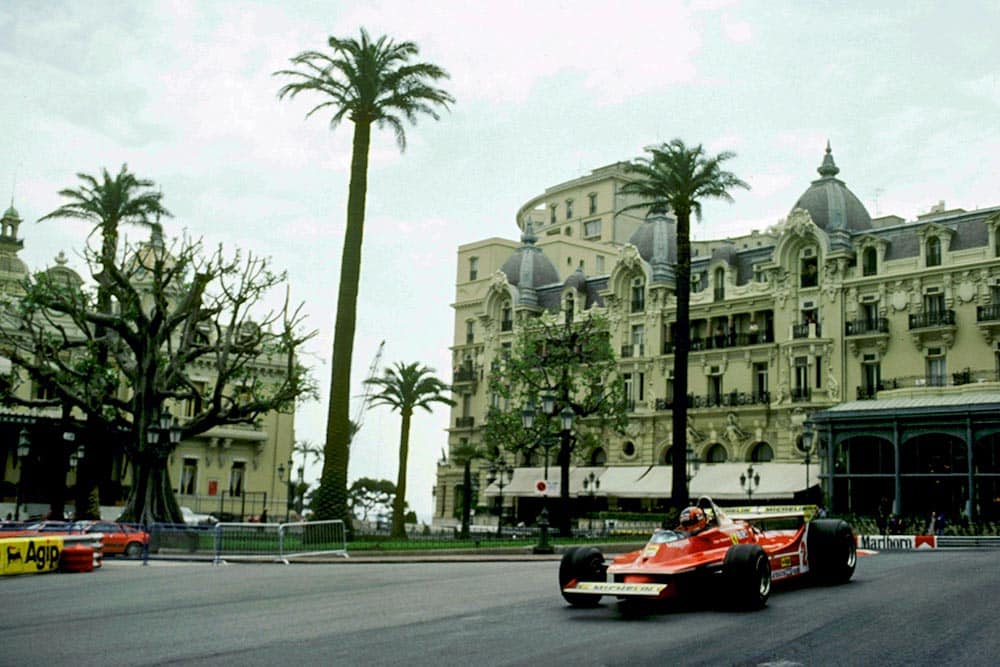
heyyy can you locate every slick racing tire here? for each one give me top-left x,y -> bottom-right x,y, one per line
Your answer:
808,519 -> 856,585
559,546 -> 606,608
723,543 -> 771,611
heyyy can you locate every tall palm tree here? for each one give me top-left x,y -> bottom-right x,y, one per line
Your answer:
39,164 -> 170,518
365,362 -> 454,538
621,140 -> 748,510
275,29 -> 453,525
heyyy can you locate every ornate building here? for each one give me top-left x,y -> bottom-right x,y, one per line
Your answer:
434,145 -> 1000,528
0,203 -> 297,520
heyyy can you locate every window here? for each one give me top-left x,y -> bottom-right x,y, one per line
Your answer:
180,458 -> 198,495
466,321 -> 474,344
462,394 -> 471,418
500,305 -> 512,331
815,355 -> 823,389
595,256 -> 605,273
862,247 -> 877,276
549,205 -> 557,224
565,294 -> 575,324
714,267 -> 725,301
924,292 -> 945,316
631,324 -> 645,356
469,257 -> 479,281
927,353 -> 946,386
185,381 -> 206,417
862,358 -> 881,397
753,363 -> 768,401
862,302 -> 878,328
751,442 -> 774,462
566,199 -> 574,219
708,375 -> 723,405
926,237 -> 942,267
665,372 -> 675,405
706,444 -> 728,463
623,372 -> 643,409
229,461 -> 246,497
584,219 -> 602,238
800,256 -> 818,287
588,192 -> 597,215
794,357 -> 809,391
630,278 -> 645,313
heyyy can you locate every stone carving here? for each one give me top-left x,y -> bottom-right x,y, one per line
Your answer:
724,412 -> 748,447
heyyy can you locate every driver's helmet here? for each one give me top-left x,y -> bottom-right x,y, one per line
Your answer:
679,506 -> 708,533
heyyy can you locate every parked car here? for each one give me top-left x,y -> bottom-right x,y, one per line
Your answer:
180,506 -> 219,526
69,521 -> 150,557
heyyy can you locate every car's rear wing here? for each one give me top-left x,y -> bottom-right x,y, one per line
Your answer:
724,504 -> 819,523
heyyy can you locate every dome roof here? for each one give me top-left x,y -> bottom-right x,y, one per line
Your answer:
564,266 -> 587,292
711,244 -> 738,265
500,223 -> 560,289
627,208 -> 676,283
792,142 -> 872,233
2,204 -> 19,220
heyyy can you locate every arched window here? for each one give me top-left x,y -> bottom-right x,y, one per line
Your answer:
862,247 -> 877,276
926,236 -> 942,267
750,442 -> 774,462
630,277 -> 645,312
714,267 -> 725,301
564,293 -> 575,324
590,448 -> 607,465
706,444 -> 728,463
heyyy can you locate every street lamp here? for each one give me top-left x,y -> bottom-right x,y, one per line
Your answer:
740,464 -> 761,503
277,460 -> 295,522
14,428 -> 30,521
487,456 -> 514,536
522,395 -> 575,552
801,427 -> 814,495
582,471 -> 600,534
685,446 -> 700,483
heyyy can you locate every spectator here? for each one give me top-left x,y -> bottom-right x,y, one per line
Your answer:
934,511 -> 947,536
876,497 -> 890,535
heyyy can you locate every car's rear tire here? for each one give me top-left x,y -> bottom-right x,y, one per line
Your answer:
124,542 -> 144,558
559,546 -> 606,608
808,519 -> 856,585
723,543 -> 770,610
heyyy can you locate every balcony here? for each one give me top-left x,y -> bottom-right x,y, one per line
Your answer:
453,364 -> 478,385
686,331 -> 775,352
620,344 -> 644,358
909,310 -> 955,329
791,322 -> 822,339
455,416 -> 475,428
846,317 -> 889,336
908,309 -> 957,348
656,392 -> 771,410
977,304 -> 1000,343
500,320 -> 513,332
790,387 -> 812,403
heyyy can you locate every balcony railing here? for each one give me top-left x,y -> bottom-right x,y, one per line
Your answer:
978,304 -> 1000,322
791,387 -> 812,402
908,310 -> 955,329
500,320 -> 513,332
845,318 -> 889,336
878,369 -> 999,390
630,300 -> 645,313
455,416 -> 475,428
684,331 -> 775,352
453,366 -> 477,383
654,391 -> 770,410
792,322 -> 821,339
620,344 -> 644,358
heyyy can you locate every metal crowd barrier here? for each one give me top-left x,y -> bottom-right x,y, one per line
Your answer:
146,520 -> 347,564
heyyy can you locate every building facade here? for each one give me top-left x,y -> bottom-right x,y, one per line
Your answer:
0,203 -> 298,521
434,146 -> 1000,528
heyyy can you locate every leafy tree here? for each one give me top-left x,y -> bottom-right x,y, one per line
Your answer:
484,314 -> 627,536
365,361 -> 454,539
37,164 -> 171,518
621,139 -> 748,509
347,477 -> 395,522
275,29 -> 454,526
0,229 -> 317,524
451,440 -> 485,539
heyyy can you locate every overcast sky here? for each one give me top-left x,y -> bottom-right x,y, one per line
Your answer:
2,1 -> 998,522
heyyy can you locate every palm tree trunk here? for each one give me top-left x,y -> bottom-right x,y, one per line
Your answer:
315,119 -> 371,528
391,410 -> 412,538
671,210 -> 692,510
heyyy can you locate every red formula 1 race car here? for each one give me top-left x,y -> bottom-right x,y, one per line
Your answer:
559,497 -> 856,610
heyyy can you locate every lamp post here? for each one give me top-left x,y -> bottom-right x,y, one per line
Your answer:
801,427 -> 813,497
296,465 -> 305,516
522,393 -> 574,552
487,456 -> 514,536
582,471 -> 600,534
277,460 -> 294,523
685,446 -> 700,483
14,428 -> 30,521
740,464 -> 761,503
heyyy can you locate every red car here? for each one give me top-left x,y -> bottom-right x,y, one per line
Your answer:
17,521 -> 149,558
559,497 -> 856,610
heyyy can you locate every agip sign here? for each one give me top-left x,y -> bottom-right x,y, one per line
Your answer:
1,536 -> 64,575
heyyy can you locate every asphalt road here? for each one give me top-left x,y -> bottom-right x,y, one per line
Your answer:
2,550 -> 999,666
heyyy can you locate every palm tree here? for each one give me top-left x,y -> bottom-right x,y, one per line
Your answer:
621,140 -> 748,510
39,165 -> 170,518
451,440 -> 485,539
365,362 -> 454,538
275,29 -> 453,525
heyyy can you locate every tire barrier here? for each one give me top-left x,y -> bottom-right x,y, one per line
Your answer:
1,534 -> 102,576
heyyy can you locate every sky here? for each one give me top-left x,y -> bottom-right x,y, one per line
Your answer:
1,1 -> 998,523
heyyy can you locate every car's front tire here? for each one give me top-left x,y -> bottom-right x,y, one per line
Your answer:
808,519 -> 856,585
723,543 -> 771,610
559,546 -> 606,607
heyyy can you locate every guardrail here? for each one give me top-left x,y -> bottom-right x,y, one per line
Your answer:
856,534 -> 1000,550
146,520 -> 347,564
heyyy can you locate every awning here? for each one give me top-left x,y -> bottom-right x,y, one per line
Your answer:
483,463 -> 815,500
